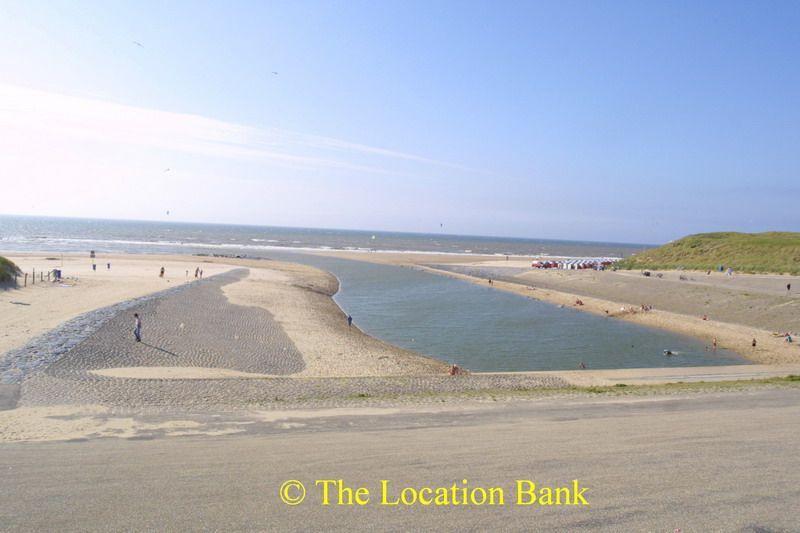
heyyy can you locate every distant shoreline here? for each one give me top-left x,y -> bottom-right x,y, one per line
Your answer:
0,214 -> 651,259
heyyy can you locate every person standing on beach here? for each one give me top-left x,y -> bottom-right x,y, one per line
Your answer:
159,266 -> 165,278
752,338 -> 757,349
788,283 -> 792,292
712,337 -> 717,351
195,267 -> 199,278
133,313 -> 142,342
347,315 -> 353,328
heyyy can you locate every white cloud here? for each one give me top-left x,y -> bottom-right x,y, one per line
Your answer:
0,83 -> 470,176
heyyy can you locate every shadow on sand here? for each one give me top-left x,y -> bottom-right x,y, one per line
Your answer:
140,342 -> 180,358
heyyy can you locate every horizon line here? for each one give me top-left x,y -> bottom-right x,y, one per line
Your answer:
0,212 -> 657,248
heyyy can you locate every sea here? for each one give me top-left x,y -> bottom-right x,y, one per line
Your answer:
0,215 -> 747,371
0,215 -> 648,258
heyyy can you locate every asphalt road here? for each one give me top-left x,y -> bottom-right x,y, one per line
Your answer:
2,388 -> 800,531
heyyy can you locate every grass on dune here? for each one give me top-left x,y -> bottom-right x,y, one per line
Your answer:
617,232 -> 800,275
0,256 -> 22,284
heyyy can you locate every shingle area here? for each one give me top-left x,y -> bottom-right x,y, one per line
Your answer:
14,267 -> 568,409
42,268 -> 304,380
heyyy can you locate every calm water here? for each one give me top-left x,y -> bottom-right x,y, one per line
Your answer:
270,252 -> 747,371
1,215 -> 747,370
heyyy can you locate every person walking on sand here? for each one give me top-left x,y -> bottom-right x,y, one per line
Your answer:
788,283 -> 792,292
752,338 -> 757,349
194,267 -> 199,278
133,313 -> 142,342
159,266 -> 165,278
347,315 -> 353,328
712,337 -> 717,351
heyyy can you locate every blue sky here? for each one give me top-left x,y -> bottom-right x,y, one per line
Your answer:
0,1 -> 798,243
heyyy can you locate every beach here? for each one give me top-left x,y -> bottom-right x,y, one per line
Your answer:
1,253 -> 445,379
2,248 -> 800,440
3,249 -> 800,530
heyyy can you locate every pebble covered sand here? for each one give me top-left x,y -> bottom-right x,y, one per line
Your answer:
3,266 -> 567,410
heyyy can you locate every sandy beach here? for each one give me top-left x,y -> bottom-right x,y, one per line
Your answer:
0,254 -> 235,355
1,253 -> 445,379
3,249 -> 800,443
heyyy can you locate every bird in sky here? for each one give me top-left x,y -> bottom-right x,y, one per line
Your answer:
132,41 -> 144,48
271,71 -> 278,75
163,168 -> 171,172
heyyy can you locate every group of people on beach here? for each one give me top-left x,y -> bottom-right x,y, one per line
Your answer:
158,266 -> 204,278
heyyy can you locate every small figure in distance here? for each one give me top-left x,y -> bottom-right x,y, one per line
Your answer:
347,315 -> 353,328
133,313 -> 142,342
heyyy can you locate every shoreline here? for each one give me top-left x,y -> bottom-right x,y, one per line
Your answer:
3,250 -> 800,444
311,249 -> 800,367
417,265 -> 800,366
4,250 -> 799,384
0,252 -> 447,381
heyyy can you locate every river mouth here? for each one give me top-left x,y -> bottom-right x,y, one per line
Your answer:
268,252 -> 749,372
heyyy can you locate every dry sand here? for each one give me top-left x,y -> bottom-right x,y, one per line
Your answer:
0,253 -> 234,354
220,260 -> 446,376
1,252 -> 445,381
0,404 -> 247,442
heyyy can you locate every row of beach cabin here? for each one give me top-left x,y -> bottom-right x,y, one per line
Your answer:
531,258 -> 618,270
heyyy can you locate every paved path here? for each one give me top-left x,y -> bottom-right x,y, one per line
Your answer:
493,363 -> 800,387
2,388 -> 799,531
